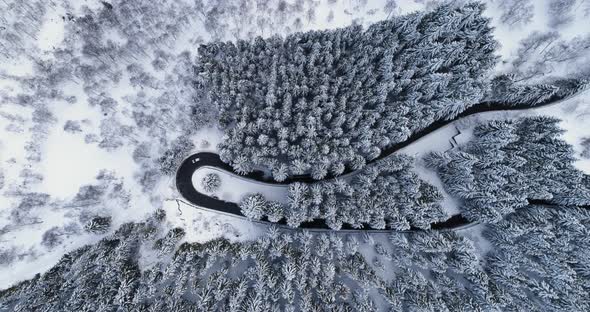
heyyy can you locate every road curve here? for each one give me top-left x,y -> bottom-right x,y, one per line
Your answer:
176,85 -> 589,232
176,152 -> 471,230
192,85 -> 588,185
176,153 -> 590,232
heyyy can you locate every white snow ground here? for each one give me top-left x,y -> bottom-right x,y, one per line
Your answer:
164,199 -> 262,243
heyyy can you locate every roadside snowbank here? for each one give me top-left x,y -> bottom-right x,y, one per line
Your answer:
163,199 -> 262,243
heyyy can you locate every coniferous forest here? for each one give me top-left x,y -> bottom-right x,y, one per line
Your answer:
426,116 -> 590,222
2,205 -> 590,311
197,3 -> 498,181
2,0 -> 590,311
240,154 -> 448,230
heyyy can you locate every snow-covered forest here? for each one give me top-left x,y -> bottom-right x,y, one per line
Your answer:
198,2 -> 499,181
1,0 -> 590,310
2,205 -> 590,311
427,116 -> 590,222
240,154 -> 448,229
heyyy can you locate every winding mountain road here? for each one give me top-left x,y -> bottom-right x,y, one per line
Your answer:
176,85 -> 589,232
176,152 -> 472,231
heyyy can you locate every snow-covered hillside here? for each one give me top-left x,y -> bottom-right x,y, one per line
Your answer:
1,0 -> 589,290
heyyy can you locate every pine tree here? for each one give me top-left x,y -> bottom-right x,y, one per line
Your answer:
239,193 -> 267,220
201,172 -> 221,193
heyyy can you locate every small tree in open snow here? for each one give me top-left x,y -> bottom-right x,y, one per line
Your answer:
201,173 -> 221,193
240,193 -> 267,220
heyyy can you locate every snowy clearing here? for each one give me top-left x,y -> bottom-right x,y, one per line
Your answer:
163,199 -> 263,244
192,166 -> 289,204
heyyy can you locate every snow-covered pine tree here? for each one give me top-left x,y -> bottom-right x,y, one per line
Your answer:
201,172 -> 221,193
239,193 -> 267,220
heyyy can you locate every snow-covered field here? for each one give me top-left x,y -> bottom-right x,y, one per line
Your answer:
1,0 -> 589,289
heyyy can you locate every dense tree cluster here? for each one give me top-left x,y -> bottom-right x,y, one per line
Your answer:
197,2 -> 498,181
385,205 -> 590,310
381,230 -> 488,310
3,205 -> 590,311
240,154 -> 447,229
0,214 -> 384,311
481,206 -> 590,310
486,75 -> 588,107
427,116 -> 590,222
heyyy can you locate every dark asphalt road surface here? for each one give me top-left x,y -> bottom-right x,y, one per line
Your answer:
176,152 -> 472,230
176,88 -> 588,231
